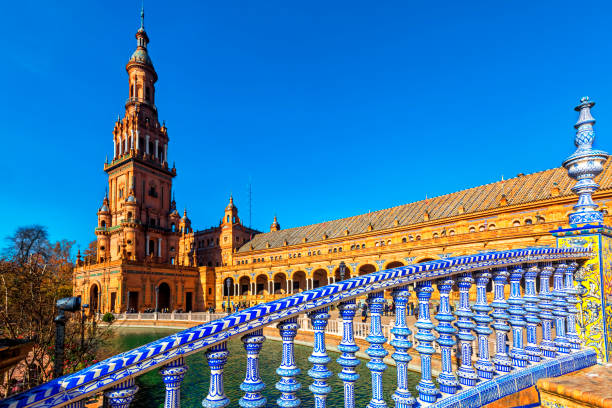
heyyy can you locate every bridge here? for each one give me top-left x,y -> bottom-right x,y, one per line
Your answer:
2,97 -> 611,408
0,246 -> 598,408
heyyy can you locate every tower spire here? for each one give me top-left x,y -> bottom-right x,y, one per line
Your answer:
140,1 -> 145,29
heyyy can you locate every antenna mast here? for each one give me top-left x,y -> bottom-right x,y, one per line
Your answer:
248,179 -> 252,229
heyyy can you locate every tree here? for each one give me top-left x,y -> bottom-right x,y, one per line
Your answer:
0,226 -> 113,398
82,240 -> 97,264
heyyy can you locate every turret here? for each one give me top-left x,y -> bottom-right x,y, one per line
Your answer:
270,215 -> 281,232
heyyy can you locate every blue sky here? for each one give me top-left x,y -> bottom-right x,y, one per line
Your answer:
1,1 -> 611,251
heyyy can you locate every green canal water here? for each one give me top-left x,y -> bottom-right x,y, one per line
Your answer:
109,327 -> 422,407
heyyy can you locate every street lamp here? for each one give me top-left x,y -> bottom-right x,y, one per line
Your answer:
54,296 -> 81,378
80,303 -> 89,351
225,278 -> 231,314
339,261 -> 346,281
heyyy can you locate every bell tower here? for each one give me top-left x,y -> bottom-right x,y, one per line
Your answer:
99,8 -> 180,264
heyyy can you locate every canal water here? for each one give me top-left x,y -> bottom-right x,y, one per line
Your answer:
110,327 -> 421,407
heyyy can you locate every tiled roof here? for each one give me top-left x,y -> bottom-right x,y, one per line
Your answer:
238,162 -> 612,253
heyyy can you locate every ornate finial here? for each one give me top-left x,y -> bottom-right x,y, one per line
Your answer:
140,1 -> 145,29
563,97 -> 609,225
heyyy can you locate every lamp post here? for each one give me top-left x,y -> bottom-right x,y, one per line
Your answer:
80,303 -> 89,351
155,285 -> 159,313
225,278 -> 231,314
54,296 -> 81,378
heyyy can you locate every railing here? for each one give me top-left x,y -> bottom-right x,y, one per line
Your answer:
0,247 -> 597,408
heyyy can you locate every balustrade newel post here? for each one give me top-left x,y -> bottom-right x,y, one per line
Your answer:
524,264 -> 542,363
308,307 -> 332,408
473,271 -> 495,379
337,300 -> 360,408
415,281 -> 438,402
507,266 -> 529,367
435,278 -> 459,394
239,329 -> 266,408
104,378 -> 139,408
391,285 -> 417,407
159,357 -> 188,408
276,317 -> 301,407
366,291 -> 389,408
538,263 -> 557,358
454,273 -> 478,387
202,341 -> 230,408
553,264 -> 571,354
565,262 -> 582,350
491,267 -> 512,372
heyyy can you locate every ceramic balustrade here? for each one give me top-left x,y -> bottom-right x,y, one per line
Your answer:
2,248 -> 595,408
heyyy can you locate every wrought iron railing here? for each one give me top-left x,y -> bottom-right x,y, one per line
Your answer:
0,247 -> 597,408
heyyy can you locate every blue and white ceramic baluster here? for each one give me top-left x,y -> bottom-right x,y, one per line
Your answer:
415,281 -> 438,402
523,264 -> 542,363
308,307 -> 332,408
473,271 -> 494,379
239,329 -> 267,408
65,401 -> 85,408
391,285 -> 417,407
454,273 -> 478,387
507,266 -> 528,368
435,278 -> 458,395
337,300 -> 360,408
491,267 -> 512,372
104,378 -> 139,408
276,317 -> 301,407
160,357 -> 188,408
538,263 -> 557,358
564,262 -> 582,350
202,342 -> 230,408
553,264 -> 570,354
365,291 -> 388,408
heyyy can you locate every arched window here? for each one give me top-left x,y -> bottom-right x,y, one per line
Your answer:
127,212 -> 132,219
171,224 -> 175,232
524,218 -> 533,225
433,233 -> 439,238
449,230 -> 455,236
232,216 -> 236,223
479,225 -> 485,232
469,226 -> 476,233
402,237 -> 407,243
145,87 -> 150,101
101,220 -> 106,227
488,224 -> 496,230
226,215 -> 230,223
513,220 -> 521,227
416,235 -> 421,241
